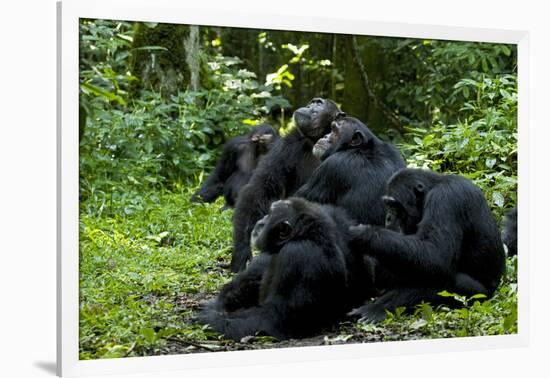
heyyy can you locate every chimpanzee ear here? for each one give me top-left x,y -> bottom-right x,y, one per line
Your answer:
350,130 -> 364,147
335,111 -> 347,120
414,182 -> 425,194
278,220 -> 293,240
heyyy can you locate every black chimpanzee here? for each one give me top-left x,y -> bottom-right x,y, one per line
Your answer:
230,98 -> 343,272
296,116 -> 405,226
203,201 -> 373,316
191,124 -> 279,208
198,198 -> 349,340
295,116 -> 405,305
502,207 -> 517,256
348,168 -> 506,322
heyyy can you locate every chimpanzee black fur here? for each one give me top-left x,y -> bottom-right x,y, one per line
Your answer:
230,98 -> 343,272
349,168 -> 506,322
198,198 -> 349,340
502,207 -> 517,256
191,124 -> 279,208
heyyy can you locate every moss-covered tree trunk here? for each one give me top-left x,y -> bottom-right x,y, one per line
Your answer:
130,23 -> 191,96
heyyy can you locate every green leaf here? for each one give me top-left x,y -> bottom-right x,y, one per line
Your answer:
140,328 -> 156,343
469,293 -> 487,300
503,308 -> 517,331
410,319 -> 428,330
102,345 -> 127,358
500,89 -> 511,99
80,82 -> 127,106
481,57 -> 489,72
438,290 -> 455,297
462,86 -> 470,99
492,192 -> 505,208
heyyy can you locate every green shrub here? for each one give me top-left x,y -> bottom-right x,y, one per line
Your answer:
80,53 -> 288,198
400,74 -> 517,218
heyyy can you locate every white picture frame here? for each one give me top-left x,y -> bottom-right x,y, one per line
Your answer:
57,0 -> 529,376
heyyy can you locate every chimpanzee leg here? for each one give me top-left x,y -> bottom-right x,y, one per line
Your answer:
202,254 -> 271,312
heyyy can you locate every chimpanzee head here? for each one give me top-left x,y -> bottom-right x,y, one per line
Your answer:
382,169 -> 435,234
249,124 -> 279,154
293,98 -> 343,142
312,116 -> 379,160
250,197 -> 335,254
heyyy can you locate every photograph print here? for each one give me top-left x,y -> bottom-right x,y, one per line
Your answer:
78,18 -> 518,359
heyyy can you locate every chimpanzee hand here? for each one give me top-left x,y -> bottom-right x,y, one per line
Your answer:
349,224 -> 375,252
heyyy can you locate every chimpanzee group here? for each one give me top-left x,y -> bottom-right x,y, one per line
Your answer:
194,98 -> 517,341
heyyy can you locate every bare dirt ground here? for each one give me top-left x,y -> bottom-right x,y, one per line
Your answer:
155,292 -> 417,356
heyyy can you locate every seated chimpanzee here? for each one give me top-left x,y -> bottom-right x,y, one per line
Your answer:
502,207 -> 517,256
204,201 -> 371,315
295,115 -> 405,305
191,124 -> 279,208
230,98 -> 343,272
198,198 -> 349,340
348,168 -> 506,323
296,116 -> 405,230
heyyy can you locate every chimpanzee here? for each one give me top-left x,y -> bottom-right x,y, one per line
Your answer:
296,116 -> 405,227
348,168 -> 506,322
295,116 -> 405,305
191,124 -> 279,208
230,98 -> 343,272
502,207 -> 517,256
202,201 -> 375,316
198,198 -> 349,340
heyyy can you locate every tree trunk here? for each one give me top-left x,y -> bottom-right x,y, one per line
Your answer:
185,25 -> 201,91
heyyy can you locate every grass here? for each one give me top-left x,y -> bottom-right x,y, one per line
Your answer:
79,183 -> 518,359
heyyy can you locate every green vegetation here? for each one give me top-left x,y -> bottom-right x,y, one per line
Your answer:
79,19 -> 517,359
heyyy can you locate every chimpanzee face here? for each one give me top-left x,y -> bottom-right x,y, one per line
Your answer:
249,124 -> 278,154
250,198 -> 331,254
383,173 -> 427,235
250,132 -> 274,144
251,200 -> 296,254
250,125 -> 276,143
383,195 -> 420,234
293,98 -> 342,141
316,116 -> 375,159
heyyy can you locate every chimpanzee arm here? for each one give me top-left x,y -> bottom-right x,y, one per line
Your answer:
366,227 -> 459,282
355,189 -> 462,283
295,155 -> 350,203
230,144 -> 292,272
211,253 -> 271,312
